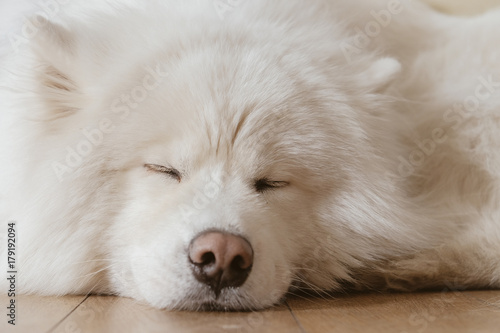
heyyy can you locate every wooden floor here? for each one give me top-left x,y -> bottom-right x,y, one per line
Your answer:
2,291 -> 500,333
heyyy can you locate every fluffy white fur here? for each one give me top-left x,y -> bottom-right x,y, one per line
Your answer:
1,0 -> 499,311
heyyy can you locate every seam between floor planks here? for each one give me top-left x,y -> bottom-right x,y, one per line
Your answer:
286,300 -> 308,333
47,295 -> 90,333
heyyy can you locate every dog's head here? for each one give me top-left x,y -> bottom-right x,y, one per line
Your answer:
20,3 -> 434,311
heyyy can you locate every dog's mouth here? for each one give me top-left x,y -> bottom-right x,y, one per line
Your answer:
196,301 -> 250,312
177,284 -> 288,312
176,285 -> 262,312
180,296 -> 254,312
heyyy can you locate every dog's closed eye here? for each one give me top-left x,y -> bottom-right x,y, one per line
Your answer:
144,164 -> 182,182
254,178 -> 289,193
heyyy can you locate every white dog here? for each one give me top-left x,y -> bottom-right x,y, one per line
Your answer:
1,0 -> 499,311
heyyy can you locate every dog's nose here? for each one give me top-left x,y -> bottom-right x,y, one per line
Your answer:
188,231 -> 253,297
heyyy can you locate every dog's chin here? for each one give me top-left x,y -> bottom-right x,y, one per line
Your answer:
178,294 -> 266,312
150,286 -> 280,312
185,301 -> 252,312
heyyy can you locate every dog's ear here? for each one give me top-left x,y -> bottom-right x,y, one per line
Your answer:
360,57 -> 401,92
30,16 -> 83,119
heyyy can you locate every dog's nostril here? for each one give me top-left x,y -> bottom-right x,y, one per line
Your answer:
188,230 -> 254,297
199,252 -> 216,266
231,255 -> 250,271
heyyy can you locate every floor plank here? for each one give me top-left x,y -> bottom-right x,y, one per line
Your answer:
0,294 -> 86,333
461,290 -> 500,311
50,295 -> 302,333
287,291 -> 500,333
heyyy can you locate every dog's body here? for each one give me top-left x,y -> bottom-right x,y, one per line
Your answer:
1,0 -> 499,310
